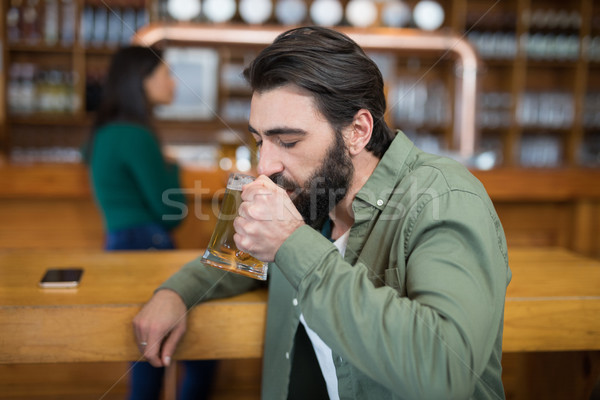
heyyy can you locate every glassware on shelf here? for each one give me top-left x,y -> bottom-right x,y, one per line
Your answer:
11,146 -> 82,163
529,8 -> 581,30
203,0 -> 236,23
413,0 -> 445,31
239,0 -> 273,25
382,1 -> 411,28
120,6 -> 137,44
467,31 -> 517,60
7,0 -> 23,43
61,0 -> 76,46
310,0 -> 343,26
519,133 -> 562,168
43,0 -> 59,45
391,78 -> 450,128
478,92 -> 512,129
589,36 -> 600,62
79,2 -> 147,48
579,132 -> 600,167
275,0 -> 307,25
518,91 -> 574,129
166,0 -> 201,21
526,33 -> 579,61
346,0 -> 378,28
583,92 -> 600,129
7,62 -> 79,115
22,0 -> 42,44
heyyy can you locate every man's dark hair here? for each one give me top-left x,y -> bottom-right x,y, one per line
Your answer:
243,26 -> 395,158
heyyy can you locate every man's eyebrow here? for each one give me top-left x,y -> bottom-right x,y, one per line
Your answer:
247,124 -> 307,137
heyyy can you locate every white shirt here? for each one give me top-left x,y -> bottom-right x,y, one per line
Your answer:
299,228 -> 350,400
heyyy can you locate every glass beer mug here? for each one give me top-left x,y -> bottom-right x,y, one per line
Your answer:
201,173 -> 268,280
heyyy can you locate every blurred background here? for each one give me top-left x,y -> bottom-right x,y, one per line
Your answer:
0,1 -> 599,399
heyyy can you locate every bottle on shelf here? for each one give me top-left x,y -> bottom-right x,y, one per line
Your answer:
7,0 -> 24,43
60,0 -> 76,46
80,4 -> 94,46
43,0 -> 59,45
106,7 -> 123,47
91,5 -> 108,47
22,0 -> 42,44
121,6 -> 137,44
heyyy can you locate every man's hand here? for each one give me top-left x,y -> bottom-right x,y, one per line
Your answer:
132,289 -> 188,367
233,175 -> 304,262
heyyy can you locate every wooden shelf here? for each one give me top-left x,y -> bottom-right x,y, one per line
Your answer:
8,114 -> 86,126
7,44 -> 74,53
471,167 -> 600,201
525,60 -> 580,69
84,46 -> 122,56
519,126 -> 573,134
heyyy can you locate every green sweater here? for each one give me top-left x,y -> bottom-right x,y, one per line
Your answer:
161,131 -> 511,399
89,122 -> 185,232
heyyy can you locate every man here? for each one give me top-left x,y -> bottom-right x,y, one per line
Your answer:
133,26 -> 511,399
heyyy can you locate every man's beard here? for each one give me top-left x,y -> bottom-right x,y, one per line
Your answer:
270,132 -> 354,228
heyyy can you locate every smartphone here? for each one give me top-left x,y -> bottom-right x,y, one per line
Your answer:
39,268 -> 84,288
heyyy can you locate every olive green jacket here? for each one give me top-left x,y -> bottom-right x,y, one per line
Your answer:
161,131 -> 511,399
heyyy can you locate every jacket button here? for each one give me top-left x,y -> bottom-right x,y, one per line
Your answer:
292,298 -> 298,306
377,199 -> 384,206
285,352 -> 290,359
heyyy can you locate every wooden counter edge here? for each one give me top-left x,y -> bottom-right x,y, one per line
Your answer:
2,164 -> 600,201
3,290 -> 600,363
0,289 -> 268,364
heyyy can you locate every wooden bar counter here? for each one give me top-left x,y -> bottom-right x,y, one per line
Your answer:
1,246 -> 599,364
0,250 -> 267,364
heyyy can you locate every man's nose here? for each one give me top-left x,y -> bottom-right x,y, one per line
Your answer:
257,141 -> 284,177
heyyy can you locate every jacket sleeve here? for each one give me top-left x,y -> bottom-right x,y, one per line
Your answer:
159,256 -> 263,309
274,190 -> 509,399
121,127 -> 186,230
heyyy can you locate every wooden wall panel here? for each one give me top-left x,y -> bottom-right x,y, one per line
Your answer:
0,360 -> 262,400
0,199 -> 104,249
0,363 -> 129,400
494,202 -> 573,248
502,351 -> 600,400
0,198 -> 216,251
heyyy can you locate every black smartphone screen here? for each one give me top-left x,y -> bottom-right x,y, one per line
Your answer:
39,268 -> 84,288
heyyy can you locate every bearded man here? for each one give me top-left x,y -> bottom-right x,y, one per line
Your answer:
133,26 -> 511,400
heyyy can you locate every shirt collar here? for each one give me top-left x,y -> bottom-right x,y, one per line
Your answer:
354,131 -> 415,210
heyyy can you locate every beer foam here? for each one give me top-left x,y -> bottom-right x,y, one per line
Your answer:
227,173 -> 255,191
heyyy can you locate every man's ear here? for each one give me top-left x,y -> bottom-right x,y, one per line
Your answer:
345,109 -> 374,156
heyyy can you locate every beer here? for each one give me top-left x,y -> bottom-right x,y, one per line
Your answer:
201,173 -> 268,280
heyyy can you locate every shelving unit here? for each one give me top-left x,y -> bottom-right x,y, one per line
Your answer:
0,0 -> 598,169
462,0 -> 598,167
0,0 -> 148,161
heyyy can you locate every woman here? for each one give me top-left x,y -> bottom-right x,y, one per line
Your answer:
85,46 -> 215,400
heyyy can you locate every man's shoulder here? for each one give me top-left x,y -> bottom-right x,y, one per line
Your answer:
404,151 -> 487,199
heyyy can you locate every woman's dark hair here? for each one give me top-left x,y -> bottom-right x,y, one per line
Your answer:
85,46 -> 163,161
243,26 -> 395,158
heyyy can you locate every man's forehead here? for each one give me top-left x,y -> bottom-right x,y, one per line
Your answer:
249,88 -> 326,133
